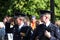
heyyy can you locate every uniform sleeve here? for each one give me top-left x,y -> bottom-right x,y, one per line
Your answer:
50,26 -> 60,40
50,36 -> 59,40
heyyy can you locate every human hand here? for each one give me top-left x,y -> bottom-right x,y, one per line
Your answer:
44,30 -> 51,38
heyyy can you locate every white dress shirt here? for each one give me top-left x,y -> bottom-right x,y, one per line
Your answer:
19,23 -> 24,29
46,21 -> 50,27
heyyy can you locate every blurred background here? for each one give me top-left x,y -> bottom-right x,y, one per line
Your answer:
0,0 -> 60,22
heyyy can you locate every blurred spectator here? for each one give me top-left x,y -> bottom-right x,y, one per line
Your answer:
55,20 -> 60,29
31,16 -> 36,30
24,17 -> 30,26
5,16 -> 14,40
0,22 -> 5,40
3,16 -> 9,24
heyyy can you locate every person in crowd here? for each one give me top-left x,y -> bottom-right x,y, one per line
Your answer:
55,20 -> 60,29
0,22 -> 5,40
55,20 -> 60,36
5,16 -> 14,40
29,16 -> 38,40
13,12 -> 32,40
24,16 -> 30,26
7,17 -> 14,40
31,16 -> 36,30
3,15 -> 10,40
32,10 -> 60,40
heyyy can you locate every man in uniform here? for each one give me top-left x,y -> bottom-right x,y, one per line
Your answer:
33,10 -> 60,40
13,12 -> 32,40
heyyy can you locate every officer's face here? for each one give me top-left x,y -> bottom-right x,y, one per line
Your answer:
16,17 -> 23,25
40,15 -> 46,22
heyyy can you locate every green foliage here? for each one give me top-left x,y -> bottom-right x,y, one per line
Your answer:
55,0 -> 60,20
0,0 -> 60,21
